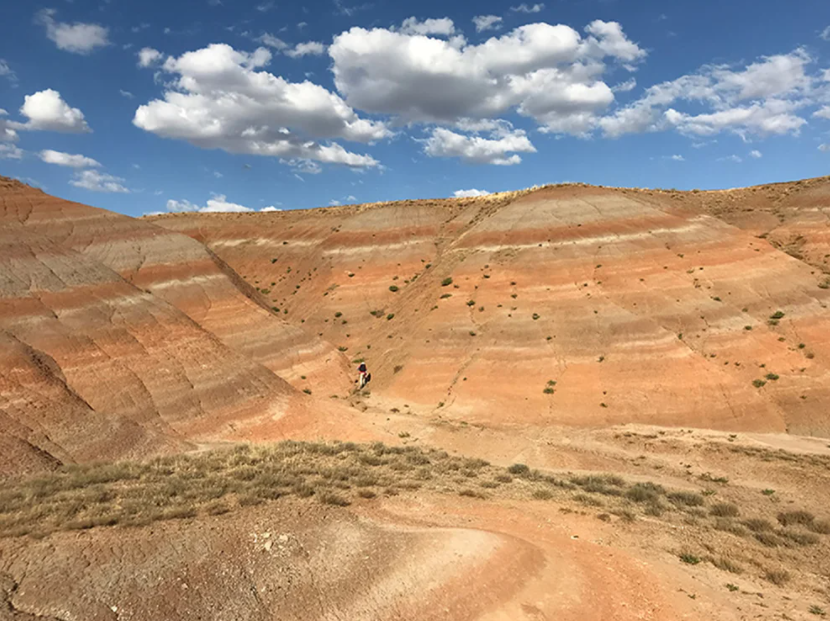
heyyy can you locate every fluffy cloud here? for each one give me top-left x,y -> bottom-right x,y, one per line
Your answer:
599,49 -> 814,139
813,106 -> 830,119
134,44 -> 386,170
329,19 -> 645,135
37,9 -> 109,54
0,144 -> 23,160
40,149 -> 101,168
821,26 -> 830,41
454,188 -> 490,197
819,144 -> 830,152
473,15 -> 502,33
285,41 -> 325,58
138,47 -> 163,67
749,149 -> 762,158
718,154 -> 743,163
511,4 -> 545,13
423,126 -> 536,165
167,195 -> 252,212
399,17 -> 456,36
14,90 -> 91,133
70,170 -> 129,192
668,154 -> 684,161
260,205 -> 281,212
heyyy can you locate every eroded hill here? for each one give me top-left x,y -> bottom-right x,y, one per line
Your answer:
150,179 -> 830,436
0,176 -> 352,477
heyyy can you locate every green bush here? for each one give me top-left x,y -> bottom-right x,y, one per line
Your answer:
441,278 -> 453,286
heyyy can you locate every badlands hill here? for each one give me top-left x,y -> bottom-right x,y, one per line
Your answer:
1,175 -> 830,620
151,178 -> 830,436
0,176 -> 352,477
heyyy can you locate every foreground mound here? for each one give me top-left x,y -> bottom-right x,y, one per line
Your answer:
1,439 -> 828,620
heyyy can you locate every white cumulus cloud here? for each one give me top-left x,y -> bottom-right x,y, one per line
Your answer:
260,205 -> 281,212
423,126 -> 536,165
473,15 -> 503,33
14,89 -> 91,133
167,194 -> 252,212
599,49 -> 814,139
37,9 -> 109,54
70,170 -> 130,192
134,43 -> 387,170
40,149 -> 101,168
453,188 -> 491,197
749,149 -> 762,158
329,19 -> 645,136
138,47 -> 163,67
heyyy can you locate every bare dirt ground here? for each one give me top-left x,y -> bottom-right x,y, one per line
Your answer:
1,411 -> 828,620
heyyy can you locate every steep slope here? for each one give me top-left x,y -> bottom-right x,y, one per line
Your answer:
0,177 -> 352,475
0,177 -> 351,393
152,181 -> 830,436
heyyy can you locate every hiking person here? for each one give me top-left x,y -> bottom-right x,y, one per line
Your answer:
356,361 -> 371,390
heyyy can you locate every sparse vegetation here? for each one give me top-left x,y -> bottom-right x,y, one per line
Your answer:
389,285 -> 399,292
679,552 -> 701,565
441,277 -> 453,286
710,503 -> 740,517
764,569 -> 790,585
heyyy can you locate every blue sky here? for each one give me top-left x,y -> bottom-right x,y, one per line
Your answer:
1,0 -> 829,216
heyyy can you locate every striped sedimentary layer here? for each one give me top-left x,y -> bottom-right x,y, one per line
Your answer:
0,177 -> 351,475
153,183 -> 830,436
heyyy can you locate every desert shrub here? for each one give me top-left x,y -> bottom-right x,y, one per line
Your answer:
779,529 -> 819,546
714,518 -> 748,537
458,489 -> 486,499
573,493 -> 603,507
809,520 -> 830,534
764,569 -> 790,585
710,503 -> 740,517
507,463 -> 530,476
532,489 -> 553,500
668,491 -> 704,507
777,510 -> 814,527
318,492 -> 350,506
743,518 -> 773,532
357,489 -> 376,499
644,501 -> 665,517
441,278 -> 453,286
679,552 -> 701,565
710,556 -> 743,574
755,531 -> 786,547
626,483 -> 665,503
389,286 -> 399,292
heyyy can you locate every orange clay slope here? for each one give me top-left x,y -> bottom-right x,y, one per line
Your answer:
150,178 -> 830,437
0,176 -> 354,476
